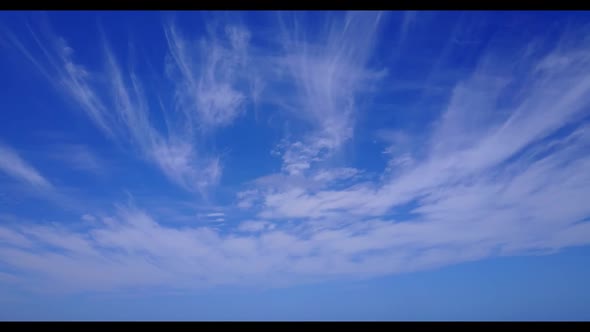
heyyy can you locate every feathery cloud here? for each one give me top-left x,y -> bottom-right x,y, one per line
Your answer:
271,11 -> 386,175
4,21 -> 233,193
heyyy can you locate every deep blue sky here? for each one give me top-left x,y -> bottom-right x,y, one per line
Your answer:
0,11 -> 589,321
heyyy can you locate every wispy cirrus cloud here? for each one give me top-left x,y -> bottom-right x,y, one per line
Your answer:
3,12 -> 383,192
1,126 -> 588,293
399,11 -> 417,44
0,12 -> 589,296
1,142 -> 589,292
0,143 -> 52,189
270,11 -> 386,176
2,20 -> 240,193
245,21 -> 590,222
237,220 -> 275,233
0,142 -> 94,213
164,23 -> 255,131
48,144 -> 105,175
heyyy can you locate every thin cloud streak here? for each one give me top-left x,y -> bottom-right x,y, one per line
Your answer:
0,143 -> 52,189
49,144 -> 105,174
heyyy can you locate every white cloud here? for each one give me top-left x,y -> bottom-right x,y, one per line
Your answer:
310,167 -> 359,184
1,12 -> 590,294
81,214 -> 96,223
236,189 -> 260,209
1,160 -> 589,292
271,11 -> 386,175
6,22 -> 226,193
50,144 -> 104,174
0,143 -> 52,189
0,227 -> 34,249
164,22 -> 254,130
399,11 -> 417,44
150,141 -> 221,192
237,220 -> 274,233
245,26 -> 590,223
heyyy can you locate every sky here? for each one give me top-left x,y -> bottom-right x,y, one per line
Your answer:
0,10 -> 590,321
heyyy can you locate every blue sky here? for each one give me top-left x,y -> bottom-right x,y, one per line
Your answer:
0,10 -> 590,321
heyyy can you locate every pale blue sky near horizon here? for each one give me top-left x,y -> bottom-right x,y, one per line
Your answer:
0,10 -> 590,320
